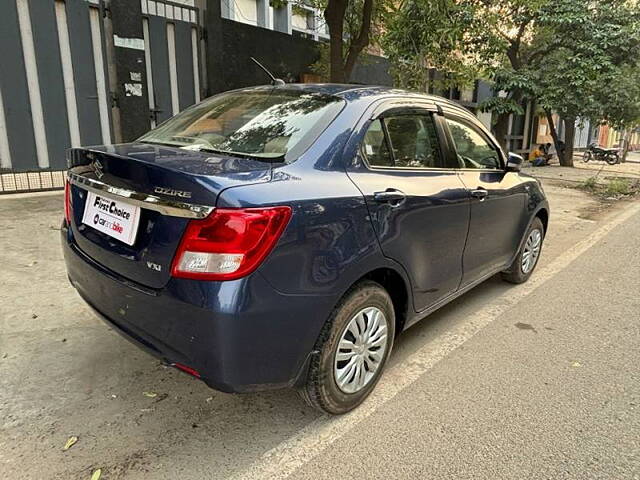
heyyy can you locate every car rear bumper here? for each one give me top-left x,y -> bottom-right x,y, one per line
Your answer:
61,225 -> 334,393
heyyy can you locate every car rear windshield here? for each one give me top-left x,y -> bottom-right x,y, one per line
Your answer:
139,89 -> 345,161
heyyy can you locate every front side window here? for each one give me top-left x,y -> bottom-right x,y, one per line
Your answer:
446,118 -> 502,169
139,90 -> 345,160
362,113 -> 447,169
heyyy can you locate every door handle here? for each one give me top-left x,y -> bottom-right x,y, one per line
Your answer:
470,188 -> 488,199
373,189 -> 406,206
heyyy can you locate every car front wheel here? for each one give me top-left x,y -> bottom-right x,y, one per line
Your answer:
299,281 -> 395,415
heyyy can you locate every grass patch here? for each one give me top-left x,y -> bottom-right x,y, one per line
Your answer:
577,176 -> 640,200
604,178 -> 634,196
581,176 -> 599,191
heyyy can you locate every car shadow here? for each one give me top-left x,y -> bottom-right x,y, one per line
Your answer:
5,271 -> 512,479
81,275 -> 508,477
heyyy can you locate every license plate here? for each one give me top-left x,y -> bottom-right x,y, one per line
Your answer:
82,191 -> 141,246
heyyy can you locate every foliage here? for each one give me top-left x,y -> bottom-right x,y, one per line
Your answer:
581,176 -> 598,191
604,178 -> 635,197
479,96 -> 524,116
596,66 -> 640,131
530,1 -> 640,123
580,177 -> 640,198
382,0 -> 640,164
381,0 -> 479,91
269,0 -> 288,9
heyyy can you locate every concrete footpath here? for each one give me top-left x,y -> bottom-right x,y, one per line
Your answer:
522,150 -> 640,186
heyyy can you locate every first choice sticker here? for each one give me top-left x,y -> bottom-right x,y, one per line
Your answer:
82,191 -> 141,246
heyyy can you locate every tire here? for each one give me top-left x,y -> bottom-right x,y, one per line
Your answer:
501,217 -> 545,284
582,151 -> 591,163
299,281 -> 395,415
605,152 -> 619,165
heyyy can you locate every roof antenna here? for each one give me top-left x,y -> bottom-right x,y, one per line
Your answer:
251,57 -> 285,86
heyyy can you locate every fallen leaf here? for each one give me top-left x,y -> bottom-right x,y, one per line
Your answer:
91,469 -> 102,480
63,436 -> 78,451
143,391 -> 157,398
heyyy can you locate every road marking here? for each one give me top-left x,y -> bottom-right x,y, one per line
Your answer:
233,202 -> 640,480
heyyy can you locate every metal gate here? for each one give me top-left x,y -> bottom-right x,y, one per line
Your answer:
142,0 -> 201,128
0,0 -> 203,193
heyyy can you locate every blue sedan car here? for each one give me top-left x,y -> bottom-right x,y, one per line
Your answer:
62,84 -> 549,414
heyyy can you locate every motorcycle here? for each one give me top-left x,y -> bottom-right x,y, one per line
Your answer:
582,143 -> 620,165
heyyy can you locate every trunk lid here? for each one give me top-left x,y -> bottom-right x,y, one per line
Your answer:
67,143 -> 272,288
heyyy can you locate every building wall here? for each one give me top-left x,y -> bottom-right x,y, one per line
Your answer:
206,14 -> 320,94
1,0 -> 494,192
205,0 -> 392,95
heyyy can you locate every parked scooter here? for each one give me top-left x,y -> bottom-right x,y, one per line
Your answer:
582,142 -> 620,165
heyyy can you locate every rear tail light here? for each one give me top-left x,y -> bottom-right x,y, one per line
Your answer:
64,180 -> 72,224
171,206 -> 292,281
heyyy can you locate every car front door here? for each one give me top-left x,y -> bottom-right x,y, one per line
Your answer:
442,112 -> 529,286
346,105 -> 470,312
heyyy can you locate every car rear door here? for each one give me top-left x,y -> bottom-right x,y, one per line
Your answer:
441,111 -> 529,286
345,103 -> 470,312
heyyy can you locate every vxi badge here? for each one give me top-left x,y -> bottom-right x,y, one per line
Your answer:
154,186 -> 192,199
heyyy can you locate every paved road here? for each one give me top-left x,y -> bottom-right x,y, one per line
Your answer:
0,190 -> 638,479
282,204 -> 640,480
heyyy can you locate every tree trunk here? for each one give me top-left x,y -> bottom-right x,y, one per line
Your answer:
563,115 -> 576,167
493,113 -> 510,151
325,0 -> 374,83
545,110 -> 572,167
621,129 -> 631,162
343,0 -> 374,82
325,0 -> 347,83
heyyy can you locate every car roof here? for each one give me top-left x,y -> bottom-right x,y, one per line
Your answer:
239,83 -> 463,108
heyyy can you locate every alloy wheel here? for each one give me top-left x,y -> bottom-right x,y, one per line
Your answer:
521,229 -> 542,274
334,307 -> 389,394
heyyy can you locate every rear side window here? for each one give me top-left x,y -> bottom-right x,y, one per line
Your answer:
362,114 -> 448,169
385,115 -> 443,168
362,119 -> 393,167
446,117 -> 502,169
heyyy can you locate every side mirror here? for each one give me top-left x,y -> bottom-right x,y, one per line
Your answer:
506,152 -> 523,172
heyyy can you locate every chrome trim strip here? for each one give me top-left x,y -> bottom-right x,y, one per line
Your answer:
67,172 -> 214,219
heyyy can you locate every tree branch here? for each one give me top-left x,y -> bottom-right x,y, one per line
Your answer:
526,41 -> 565,65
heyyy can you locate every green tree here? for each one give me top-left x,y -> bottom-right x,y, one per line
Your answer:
594,65 -> 640,161
528,1 -> 640,165
383,0 -> 640,166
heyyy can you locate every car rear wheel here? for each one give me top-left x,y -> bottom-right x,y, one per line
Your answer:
299,281 -> 395,415
501,217 -> 545,284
